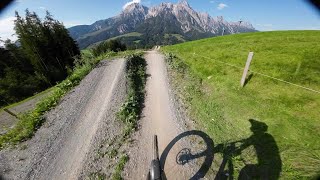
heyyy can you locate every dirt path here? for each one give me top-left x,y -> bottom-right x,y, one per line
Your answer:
0,59 -> 127,179
0,52 -> 215,179
0,91 -> 52,135
124,51 -> 210,179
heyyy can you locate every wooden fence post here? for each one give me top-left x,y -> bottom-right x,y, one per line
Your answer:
241,52 -> 254,87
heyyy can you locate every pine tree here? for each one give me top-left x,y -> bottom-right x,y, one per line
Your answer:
0,10 -> 81,107
14,10 -> 80,85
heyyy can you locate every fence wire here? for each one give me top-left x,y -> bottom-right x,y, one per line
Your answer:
174,51 -> 320,95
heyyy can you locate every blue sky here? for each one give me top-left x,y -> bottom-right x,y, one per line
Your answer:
0,0 -> 319,41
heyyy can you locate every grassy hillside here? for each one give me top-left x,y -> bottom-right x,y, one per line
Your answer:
163,31 -> 320,179
108,32 -> 142,40
164,33 -> 186,42
87,32 -> 143,49
88,32 -> 186,49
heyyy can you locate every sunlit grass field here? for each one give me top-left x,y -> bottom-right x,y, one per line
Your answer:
163,31 -> 320,179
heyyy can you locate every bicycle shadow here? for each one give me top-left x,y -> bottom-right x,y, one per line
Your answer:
160,119 -> 282,180
159,130 -> 215,180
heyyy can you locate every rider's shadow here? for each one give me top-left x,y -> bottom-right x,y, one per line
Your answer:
162,119 -> 282,180
214,119 -> 282,180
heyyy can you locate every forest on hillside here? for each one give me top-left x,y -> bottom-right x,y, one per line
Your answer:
0,10 -> 80,107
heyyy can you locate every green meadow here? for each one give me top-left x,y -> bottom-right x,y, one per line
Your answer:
163,31 -> 320,179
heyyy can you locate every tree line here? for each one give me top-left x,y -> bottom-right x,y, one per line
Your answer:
0,10 -> 80,107
91,39 -> 126,57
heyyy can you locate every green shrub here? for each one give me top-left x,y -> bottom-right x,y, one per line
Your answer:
92,40 -> 126,57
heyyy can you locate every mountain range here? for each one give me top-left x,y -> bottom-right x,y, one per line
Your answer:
68,0 -> 256,49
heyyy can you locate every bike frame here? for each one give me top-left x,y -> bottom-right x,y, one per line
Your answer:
148,135 -> 162,180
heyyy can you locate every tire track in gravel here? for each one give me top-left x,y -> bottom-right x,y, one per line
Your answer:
40,58 -> 126,179
0,58 -> 126,179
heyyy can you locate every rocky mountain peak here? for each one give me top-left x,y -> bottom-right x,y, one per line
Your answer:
178,0 -> 190,7
68,0 -> 256,49
122,3 -> 148,16
215,16 -> 225,22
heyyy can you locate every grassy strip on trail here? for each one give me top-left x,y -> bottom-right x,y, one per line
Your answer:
88,53 -> 146,180
111,154 -> 129,180
0,50 -> 138,150
117,53 -> 147,137
162,31 -> 320,179
110,53 -> 146,180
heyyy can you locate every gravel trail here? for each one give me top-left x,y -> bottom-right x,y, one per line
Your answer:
0,58 -> 127,179
0,53 -> 213,180
0,91 -> 52,135
124,51 -> 208,179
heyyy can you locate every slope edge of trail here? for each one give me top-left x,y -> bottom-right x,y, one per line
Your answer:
0,58 -> 127,179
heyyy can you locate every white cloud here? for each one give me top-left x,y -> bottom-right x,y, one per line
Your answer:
210,0 -> 215,3
217,3 -> 228,10
123,0 -> 141,10
39,6 -> 47,11
63,21 -> 84,28
0,16 -> 17,42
